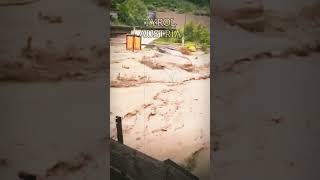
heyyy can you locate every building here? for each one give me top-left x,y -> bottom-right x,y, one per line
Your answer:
111,139 -> 199,180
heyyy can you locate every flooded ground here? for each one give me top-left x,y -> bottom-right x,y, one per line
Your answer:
110,43 -> 210,179
157,11 -> 210,28
0,0 -> 108,179
1,0 -> 320,180
211,1 -> 320,179
0,77 -> 108,180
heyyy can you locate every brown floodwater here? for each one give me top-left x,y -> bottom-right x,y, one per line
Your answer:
156,11 -> 210,29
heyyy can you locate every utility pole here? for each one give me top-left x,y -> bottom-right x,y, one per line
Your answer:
116,116 -> 124,144
132,26 -> 136,52
182,13 -> 186,47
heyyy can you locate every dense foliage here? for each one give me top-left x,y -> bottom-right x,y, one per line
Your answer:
111,0 -> 125,10
184,22 -> 209,47
112,0 -> 210,14
117,0 -> 148,26
156,22 -> 210,52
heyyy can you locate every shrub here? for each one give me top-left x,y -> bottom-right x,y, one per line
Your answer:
111,0 -> 125,10
183,22 -> 210,52
147,4 -> 156,11
185,42 -> 197,52
155,22 -> 209,52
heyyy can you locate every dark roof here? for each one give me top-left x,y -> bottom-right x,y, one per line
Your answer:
110,139 -> 198,180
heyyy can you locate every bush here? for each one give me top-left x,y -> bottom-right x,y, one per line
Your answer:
155,22 -> 210,52
147,4 -> 156,11
111,0 -> 125,10
183,22 -> 210,51
185,42 -> 197,52
118,0 -> 148,26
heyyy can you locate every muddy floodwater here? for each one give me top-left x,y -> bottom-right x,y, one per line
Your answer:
156,11 -> 210,28
110,43 -> 210,179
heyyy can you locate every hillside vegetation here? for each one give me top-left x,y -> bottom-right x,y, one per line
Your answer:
112,0 -> 210,14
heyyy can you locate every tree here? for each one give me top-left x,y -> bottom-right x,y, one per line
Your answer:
118,0 -> 148,26
111,0 -> 125,10
186,0 -> 209,6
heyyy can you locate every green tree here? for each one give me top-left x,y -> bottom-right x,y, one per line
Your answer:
186,0 -> 209,6
118,0 -> 148,26
111,0 -> 125,10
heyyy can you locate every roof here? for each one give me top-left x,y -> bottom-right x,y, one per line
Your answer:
110,139 -> 199,180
